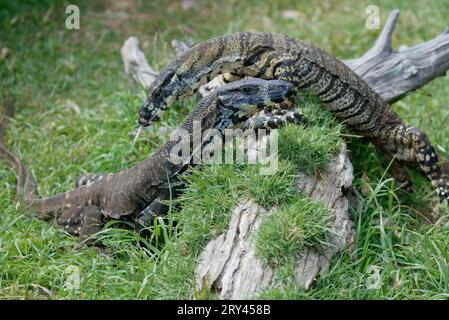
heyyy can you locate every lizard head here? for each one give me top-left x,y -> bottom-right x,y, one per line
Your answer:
138,68 -> 178,127
215,78 -> 294,120
138,55 -> 200,127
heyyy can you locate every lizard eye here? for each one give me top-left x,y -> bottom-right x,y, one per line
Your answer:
242,86 -> 257,94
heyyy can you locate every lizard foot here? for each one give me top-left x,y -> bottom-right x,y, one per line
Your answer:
79,207 -> 103,245
134,198 -> 169,237
242,109 -> 308,131
58,206 -> 83,235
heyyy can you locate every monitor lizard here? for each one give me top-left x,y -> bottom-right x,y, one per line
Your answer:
0,78 -> 305,243
137,31 -> 449,203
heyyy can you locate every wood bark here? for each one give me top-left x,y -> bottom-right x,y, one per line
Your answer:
120,10 -> 449,299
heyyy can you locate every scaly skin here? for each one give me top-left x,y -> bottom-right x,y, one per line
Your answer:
138,31 -> 449,203
0,78 -> 304,243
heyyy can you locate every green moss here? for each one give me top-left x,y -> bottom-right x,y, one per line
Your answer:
146,111 -> 341,297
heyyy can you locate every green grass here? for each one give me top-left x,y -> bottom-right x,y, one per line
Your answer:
279,95 -> 342,175
1,0 -> 449,299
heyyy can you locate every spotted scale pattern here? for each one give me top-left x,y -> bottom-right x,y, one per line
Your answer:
138,31 -> 449,203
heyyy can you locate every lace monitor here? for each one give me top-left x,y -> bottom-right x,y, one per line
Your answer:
0,78 -> 305,243
137,31 -> 449,203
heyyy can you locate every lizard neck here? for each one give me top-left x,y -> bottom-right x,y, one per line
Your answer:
132,93 -> 219,198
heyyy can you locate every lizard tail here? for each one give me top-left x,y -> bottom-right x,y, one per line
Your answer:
1,92 -> 97,220
0,91 -> 39,205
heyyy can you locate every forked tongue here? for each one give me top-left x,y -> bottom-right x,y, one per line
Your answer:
130,125 -> 143,152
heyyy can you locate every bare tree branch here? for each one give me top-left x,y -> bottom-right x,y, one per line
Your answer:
120,37 -> 158,91
345,10 -> 449,103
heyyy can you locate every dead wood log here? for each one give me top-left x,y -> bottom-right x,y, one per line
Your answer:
119,9 -> 449,299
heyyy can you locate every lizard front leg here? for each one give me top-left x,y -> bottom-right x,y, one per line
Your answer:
134,194 -> 170,235
241,109 -> 308,131
79,207 -> 103,244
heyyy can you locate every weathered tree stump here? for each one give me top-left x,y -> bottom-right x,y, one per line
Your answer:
120,10 -> 449,299
195,144 -> 355,299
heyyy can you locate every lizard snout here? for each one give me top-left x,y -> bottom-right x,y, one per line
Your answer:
268,80 -> 295,103
138,107 -> 160,127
